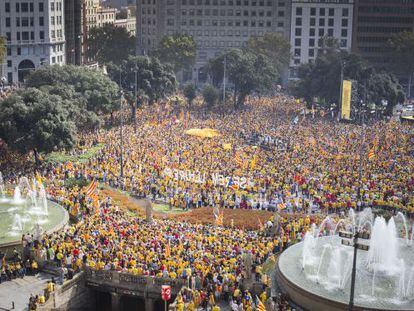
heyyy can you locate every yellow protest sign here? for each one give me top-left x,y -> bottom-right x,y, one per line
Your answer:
341,80 -> 352,120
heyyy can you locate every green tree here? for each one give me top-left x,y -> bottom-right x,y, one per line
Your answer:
87,24 -> 136,65
153,35 -> 196,72
40,84 -> 101,129
0,37 -> 6,79
293,50 -> 404,115
247,33 -> 291,73
108,56 -> 176,122
208,49 -> 279,108
26,65 -> 120,116
387,31 -> 414,98
0,88 -> 77,164
183,83 -> 196,107
202,84 -> 219,108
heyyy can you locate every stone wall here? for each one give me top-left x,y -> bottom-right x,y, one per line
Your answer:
38,272 -> 93,311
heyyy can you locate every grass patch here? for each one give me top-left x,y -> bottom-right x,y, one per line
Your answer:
153,203 -> 187,214
44,144 -> 104,164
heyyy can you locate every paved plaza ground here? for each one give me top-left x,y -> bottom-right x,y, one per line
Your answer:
0,273 -> 54,311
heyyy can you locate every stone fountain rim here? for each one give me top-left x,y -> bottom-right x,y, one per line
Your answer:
0,198 -> 69,248
277,237 -> 414,311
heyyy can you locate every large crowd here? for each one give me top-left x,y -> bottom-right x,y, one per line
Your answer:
1,94 -> 413,310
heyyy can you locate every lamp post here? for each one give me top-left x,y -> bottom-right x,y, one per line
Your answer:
119,69 -> 124,178
339,230 -> 370,311
223,53 -> 227,103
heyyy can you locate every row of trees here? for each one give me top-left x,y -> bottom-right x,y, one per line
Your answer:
0,66 -> 119,161
293,37 -> 406,116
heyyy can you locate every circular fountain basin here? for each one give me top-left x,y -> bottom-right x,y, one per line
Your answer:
0,197 -> 68,247
277,236 -> 414,311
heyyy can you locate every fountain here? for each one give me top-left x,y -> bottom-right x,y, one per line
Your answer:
276,209 -> 414,310
0,173 -> 68,247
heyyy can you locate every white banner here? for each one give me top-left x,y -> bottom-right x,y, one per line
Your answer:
162,168 -> 254,189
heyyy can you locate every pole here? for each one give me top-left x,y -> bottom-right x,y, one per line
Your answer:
223,53 -> 226,103
164,300 -> 167,311
119,70 -> 124,178
339,60 -> 344,121
349,230 -> 358,311
134,60 -> 137,133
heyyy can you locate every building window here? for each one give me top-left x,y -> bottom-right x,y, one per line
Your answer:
342,8 -> 349,16
296,7 -> 302,16
39,17 -> 44,26
329,8 -> 334,16
319,28 -> 324,36
341,39 -> 347,47
295,38 -> 301,46
5,18 -> 10,27
328,28 -> 333,36
328,18 -> 334,27
296,17 -> 302,26
7,60 -> 12,68
295,28 -> 301,36
39,2 -> 44,12
342,19 -> 348,27
16,3 -> 20,12
5,2 -> 10,12
6,32 -> 11,42
309,28 -> 315,36
319,8 -> 325,16
21,2 -> 29,12
309,49 -> 314,57
319,19 -> 325,26
278,11 -> 284,17
341,29 -> 347,37
40,31 -> 44,40
309,38 -> 315,47
310,8 -> 316,16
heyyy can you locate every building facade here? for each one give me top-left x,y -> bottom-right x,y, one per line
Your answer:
136,0 -> 291,82
0,0 -> 66,83
351,0 -> 414,68
114,7 -> 136,35
64,0 -> 83,65
289,0 -> 354,76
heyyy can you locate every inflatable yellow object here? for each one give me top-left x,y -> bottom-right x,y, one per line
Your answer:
185,128 -> 220,138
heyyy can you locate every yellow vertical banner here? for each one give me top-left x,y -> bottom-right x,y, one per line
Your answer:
341,80 -> 352,120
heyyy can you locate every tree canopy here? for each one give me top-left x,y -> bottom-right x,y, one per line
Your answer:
108,56 -> 177,104
0,37 -> 6,68
293,50 -> 404,116
208,49 -> 279,108
0,88 -> 77,159
87,24 -> 136,65
153,35 -> 197,72
247,33 -> 291,73
387,31 -> 414,98
26,65 -> 120,115
183,83 -> 196,107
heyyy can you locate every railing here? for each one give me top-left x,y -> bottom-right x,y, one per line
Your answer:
84,268 -> 186,296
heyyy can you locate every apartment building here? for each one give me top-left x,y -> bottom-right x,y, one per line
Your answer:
0,0 -> 66,83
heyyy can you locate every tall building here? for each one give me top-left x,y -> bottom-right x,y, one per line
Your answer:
0,0 -> 66,83
136,0 -> 291,82
352,0 -> 414,68
289,0 -> 354,77
114,7 -> 137,35
64,0 -> 84,65
104,0 -> 136,9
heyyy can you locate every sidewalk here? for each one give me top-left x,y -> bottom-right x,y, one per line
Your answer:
0,273 -> 54,311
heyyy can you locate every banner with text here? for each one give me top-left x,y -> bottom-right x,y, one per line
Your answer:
341,80 -> 352,120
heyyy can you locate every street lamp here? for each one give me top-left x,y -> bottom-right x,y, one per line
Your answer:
118,68 -> 124,178
339,230 -> 370,311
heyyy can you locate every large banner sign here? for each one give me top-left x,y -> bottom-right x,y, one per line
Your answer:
163,167 -> 254,189
341,80 -> 352,120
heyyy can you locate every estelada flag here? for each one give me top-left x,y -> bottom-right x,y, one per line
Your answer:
85,179 -> 98,197
368,149 -> 375,160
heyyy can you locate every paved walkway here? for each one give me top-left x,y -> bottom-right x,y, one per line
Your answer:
0,273 -> 54,311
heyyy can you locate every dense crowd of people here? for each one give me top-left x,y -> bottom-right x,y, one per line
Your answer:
1,94 -> 413,310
